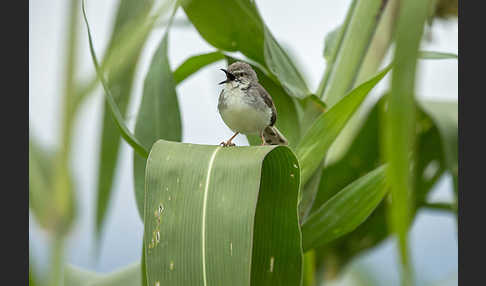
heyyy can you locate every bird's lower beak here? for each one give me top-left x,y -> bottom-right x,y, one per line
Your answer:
219,69 -> 230,85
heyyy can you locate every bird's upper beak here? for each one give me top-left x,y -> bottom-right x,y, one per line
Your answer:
219,69 -> 232,85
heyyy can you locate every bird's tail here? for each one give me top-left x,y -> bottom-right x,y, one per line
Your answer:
263,126 -> 288,145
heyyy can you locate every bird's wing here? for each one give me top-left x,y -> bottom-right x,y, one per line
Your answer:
217,89 -> 226,110
252,83 -> 277,126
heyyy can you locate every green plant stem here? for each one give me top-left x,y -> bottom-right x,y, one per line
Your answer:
47,236 -> 66,286
303,250 -> 316,286
48,0 -> 80,284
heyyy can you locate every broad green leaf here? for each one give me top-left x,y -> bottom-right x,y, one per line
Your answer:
89,0 -> 154,242
301,165 -> 388,251
64,263 -> 142,286
144,140 -> 302,286
418,51 -> 458,60
174,51 -> 225,84
133,32 -> 182,219
383,0 -> 431,283
317,0 -> 385,106
263,26 -> 311,98
225,56 -> 301,147
181,0 -> 265,64
296,65 -> 391,184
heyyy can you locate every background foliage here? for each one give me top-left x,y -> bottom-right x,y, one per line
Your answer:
29,0 -> 457,285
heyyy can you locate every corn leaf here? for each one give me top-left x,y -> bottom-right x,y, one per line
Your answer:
317,0 -> 386,106
263,26 -> 311,98
88,0 -> 154,242
133,31 -> 182,218
64,263 -> 141,286
174,51 -> 225,84
296,65 -> 391,184
301,165 -> 388,251
181,0 -> 265,64
383,0 -> 431,284
144,140 -> 302,286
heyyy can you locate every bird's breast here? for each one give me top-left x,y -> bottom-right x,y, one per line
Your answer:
218,87 -> 272,135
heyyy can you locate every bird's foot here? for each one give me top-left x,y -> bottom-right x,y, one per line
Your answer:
220,141 -> 236,147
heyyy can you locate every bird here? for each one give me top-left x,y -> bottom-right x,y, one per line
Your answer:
217,61 -> 288,147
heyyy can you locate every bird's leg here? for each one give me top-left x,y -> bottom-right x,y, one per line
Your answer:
260,131 -> 266,146
220,132 -> 239,147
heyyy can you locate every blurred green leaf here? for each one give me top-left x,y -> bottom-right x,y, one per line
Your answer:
323,25 -> 342,61
141,242 -> 147,286
301,165 -> 388,251
225,56 -> 302,147
90,0 -> 154,243
174,51 -> 225,84
64,263 -> 142,286
383,0 -> 431,284
296,65 -> 391,184
181,0 -> 265,64
317,0 -> 386,106
133,31 -> 182,219
144,140 -> 302,285
418,51 -> 458,60
29,139 -> 75,235
263,26 -> 311,98
64,265 -> 100,286
417,100 -> 457,177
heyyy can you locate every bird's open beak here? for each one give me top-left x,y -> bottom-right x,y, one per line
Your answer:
219,69 -> 231,85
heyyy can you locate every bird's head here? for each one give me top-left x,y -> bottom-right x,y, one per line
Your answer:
219,61 -> 258,85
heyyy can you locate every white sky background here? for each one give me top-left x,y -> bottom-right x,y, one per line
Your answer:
29,0 -> 458,285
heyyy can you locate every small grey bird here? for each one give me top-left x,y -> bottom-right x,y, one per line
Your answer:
217,61 -> 288,147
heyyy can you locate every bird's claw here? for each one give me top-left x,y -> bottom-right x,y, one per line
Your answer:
220,141 -> 236,147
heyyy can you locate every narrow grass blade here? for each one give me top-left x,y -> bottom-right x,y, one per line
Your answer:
82,0 -> 155,244
144,140 -> 302,286
174,51 -> 225,84
383,0 -> 431,284
318,0 -> 386,106
301,165 -> 388,251
133,31 -> 182,218
296,66 -> 391,184
418,51 -> 458,60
